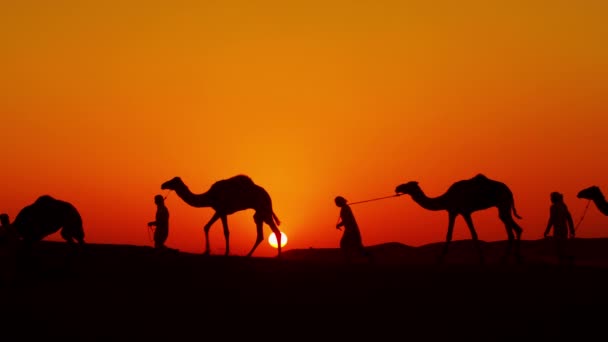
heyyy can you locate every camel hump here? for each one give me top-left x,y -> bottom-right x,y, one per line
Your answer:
34,195 -> 76,209
35,194 -> 56,204
209,175 -> 259,198
33,195 -> 81,218
470,174 -> 509,188
472,173 -> 488,181
230,174 -> 255,185
214,175 -> 256,189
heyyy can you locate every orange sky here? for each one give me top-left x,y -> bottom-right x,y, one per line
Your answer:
1,1 -> 607,257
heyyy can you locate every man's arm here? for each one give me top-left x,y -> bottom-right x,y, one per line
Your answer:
544,207 -> 554,237
567,211 -> 575,238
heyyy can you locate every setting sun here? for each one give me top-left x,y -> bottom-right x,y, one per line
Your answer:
268,232 -> 288,249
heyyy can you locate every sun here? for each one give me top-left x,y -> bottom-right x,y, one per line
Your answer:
268,232 -> 288,248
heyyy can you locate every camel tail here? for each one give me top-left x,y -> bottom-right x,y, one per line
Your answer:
512,201 -> 522,219
272,211 -> 281,226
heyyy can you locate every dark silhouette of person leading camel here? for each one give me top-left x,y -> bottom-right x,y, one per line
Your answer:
334,196 -> 373,263
544,191 -> 575,265
148,194 -> 174,252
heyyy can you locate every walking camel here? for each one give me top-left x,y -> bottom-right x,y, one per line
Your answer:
395,174 -> 523,264
161,175 -> 282,257
577,186 -> 608,216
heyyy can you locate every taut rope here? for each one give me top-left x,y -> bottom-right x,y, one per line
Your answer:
347,193 -> 402,206
574,199 -> 592,232
335,193 -> 402,229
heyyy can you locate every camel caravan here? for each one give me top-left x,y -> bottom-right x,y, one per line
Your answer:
1,173 -> 607,280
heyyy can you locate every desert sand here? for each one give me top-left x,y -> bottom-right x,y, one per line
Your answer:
2,238 -> 608,341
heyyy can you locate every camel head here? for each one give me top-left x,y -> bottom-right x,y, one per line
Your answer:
161,177 -> 185,191
578,186 -> 602,200
395,181 -> 420,196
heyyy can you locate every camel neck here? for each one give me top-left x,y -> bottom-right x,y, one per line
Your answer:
592,196 -> 608,216
410,190 -> 447,211
174,185 -> 212,208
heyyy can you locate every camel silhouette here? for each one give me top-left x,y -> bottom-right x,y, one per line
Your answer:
395,174 -> 523,264
161,175 -> 282,257
12,195 -> 86,257
577,186 -> 608,216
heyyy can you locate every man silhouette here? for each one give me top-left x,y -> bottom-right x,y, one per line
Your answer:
335,196 -> 372,263
544,192 -> 575,264
148,195 -> 171,250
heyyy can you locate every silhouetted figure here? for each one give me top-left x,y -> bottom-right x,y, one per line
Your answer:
334,196 -> 373,263
577,186 -> 608,216
395,174 -> 524,264
148,194 -> 170,250
544,192 -> 575,265
12,195 -> 86,262
161,175 -> 282,257
0,213 -> 20,286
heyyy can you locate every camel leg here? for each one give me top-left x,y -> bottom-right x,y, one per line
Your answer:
462,214 -> 483,264
512,222 -> 523,264
500,223 -> 514,264
203,213 -> 221,256
220,216 -> 229,256
499,208 -> 523,264
266,218 -> 282,257
60,228 -> 79,266
439,213 -> 457,264
246,212 -> 265,257
63,222 -> 86,255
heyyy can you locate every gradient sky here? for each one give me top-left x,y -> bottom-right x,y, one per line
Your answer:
2,1 -> 607,257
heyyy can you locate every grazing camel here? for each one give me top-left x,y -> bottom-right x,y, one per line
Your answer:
12,195 -> 86,258
161,175 -> 282,257
395,174 -> 523,264
577,186 -> 608,216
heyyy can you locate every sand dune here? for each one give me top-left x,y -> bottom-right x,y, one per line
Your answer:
2,238 -> 608,340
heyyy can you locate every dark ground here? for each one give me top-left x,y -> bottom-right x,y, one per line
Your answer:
2,238 -> 608,341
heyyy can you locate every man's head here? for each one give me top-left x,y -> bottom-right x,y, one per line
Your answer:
334,196 -> 347,207
550,192 -> 563,204
154,194 -> 165,205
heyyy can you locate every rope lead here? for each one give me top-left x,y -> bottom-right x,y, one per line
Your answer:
574,199 -> 592,232
348,193 -> 402,206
